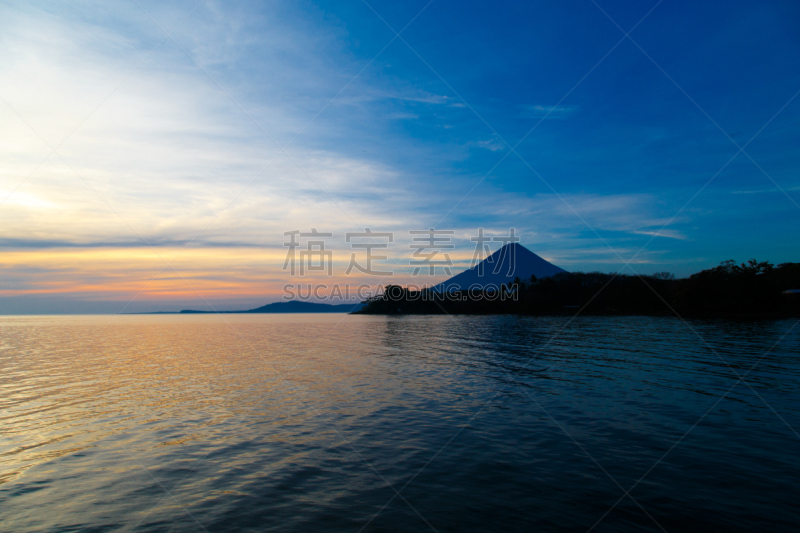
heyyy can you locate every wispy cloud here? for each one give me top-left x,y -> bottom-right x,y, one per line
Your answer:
385,112 -> 420,120
471,139 -> 505,151
731,185 -> 800,194
0,1 -> 451,251
520,104 -> 577,119
631,229 -> 688,240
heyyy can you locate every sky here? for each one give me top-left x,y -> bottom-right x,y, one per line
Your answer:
0,0 -> 798,313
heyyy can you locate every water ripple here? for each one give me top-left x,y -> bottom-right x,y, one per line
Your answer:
0,314 -> 798,532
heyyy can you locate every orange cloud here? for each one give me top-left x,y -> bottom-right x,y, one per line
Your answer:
0,247 -> 468,302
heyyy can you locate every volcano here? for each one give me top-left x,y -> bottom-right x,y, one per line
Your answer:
433,243 -> 566,292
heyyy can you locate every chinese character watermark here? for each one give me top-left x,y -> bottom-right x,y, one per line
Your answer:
283,229 -> 333,277
409,228 -> 455,276
345,229 -> 394,276
468,227 -> 519,277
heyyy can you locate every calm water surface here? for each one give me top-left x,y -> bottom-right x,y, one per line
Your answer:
1,314 -> 799,532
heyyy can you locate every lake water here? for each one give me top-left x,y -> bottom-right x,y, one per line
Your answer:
1,314 -> 799,532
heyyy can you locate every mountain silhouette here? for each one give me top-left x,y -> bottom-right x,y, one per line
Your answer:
176,301 -> 363,314
433,243 -> 566,292
243,301 -> 362,313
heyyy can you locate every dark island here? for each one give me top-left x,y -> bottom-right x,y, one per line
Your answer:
179,301 -> 363,313
357,260 -> 800,318
133,300 -> 363,315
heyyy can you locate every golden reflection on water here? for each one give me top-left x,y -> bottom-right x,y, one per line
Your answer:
0,314 -> 383,495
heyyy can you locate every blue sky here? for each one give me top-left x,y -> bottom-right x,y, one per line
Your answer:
0,0 -> 798,312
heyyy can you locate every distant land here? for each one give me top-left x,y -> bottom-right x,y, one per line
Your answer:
135,300 -> 363,314
359,245 -> 800,318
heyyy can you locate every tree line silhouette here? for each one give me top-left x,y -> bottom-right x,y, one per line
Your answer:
357,260 -> 800,317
